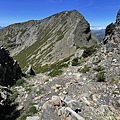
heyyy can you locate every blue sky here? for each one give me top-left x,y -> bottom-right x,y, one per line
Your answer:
0,0 -> 120,29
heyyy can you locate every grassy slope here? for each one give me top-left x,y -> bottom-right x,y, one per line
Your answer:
14,24 -> 66,73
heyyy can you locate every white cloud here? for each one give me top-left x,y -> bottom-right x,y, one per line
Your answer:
90,26 -> 106,30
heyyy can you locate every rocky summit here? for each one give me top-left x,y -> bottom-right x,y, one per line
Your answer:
0,10 -> 120,120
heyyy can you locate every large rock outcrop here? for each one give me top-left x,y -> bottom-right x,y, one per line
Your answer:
0,10 -> 99,71
101,9 -> 120,80
0,47 -> 22,86
103,9 -> 120,52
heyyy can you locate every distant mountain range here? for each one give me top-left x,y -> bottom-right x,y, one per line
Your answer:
0,26 -> 3,29
91,29 -> 105,42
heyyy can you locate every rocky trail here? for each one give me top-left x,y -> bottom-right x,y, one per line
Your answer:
15,63 -> 120,120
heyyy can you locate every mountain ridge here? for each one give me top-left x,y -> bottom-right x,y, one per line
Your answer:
0,10 -> 99,72
0,10 -> 98,55
92,29 -> 105,42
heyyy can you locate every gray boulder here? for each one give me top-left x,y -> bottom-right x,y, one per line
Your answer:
25,65 -> 35,75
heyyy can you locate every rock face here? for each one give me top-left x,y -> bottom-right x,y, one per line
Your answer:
101,9 -> 120,80
103,9 -> 120,52
0,47 -> 22,86
0,10 -> 99,71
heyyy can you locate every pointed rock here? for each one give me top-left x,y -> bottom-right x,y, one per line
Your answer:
25,65 -> 35,75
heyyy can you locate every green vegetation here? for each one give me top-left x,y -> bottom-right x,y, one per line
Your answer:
34,56 -> 70,75
72,58 -> 79,66
25,87 -> 32,94
17,113 -> 29,120
17,105 -> 38,120
96,71 -> 105,82
14,27 -> 66,74
11,102 -> 19,106
93,60 -> 101,65
81,45 -> 101,58
14,26 -> 53,72
93,66 -> 104,72
9,89 -> 18,102
15,79 -> 26,86
44,79 -> 49,83
109,78 -> 117,83
89,93 -> 93,99
26,106 -> 38,114
48,69 -> 63,77
82,46 -> 97,58
79,65 -> 90,73
9,79 -> 27,103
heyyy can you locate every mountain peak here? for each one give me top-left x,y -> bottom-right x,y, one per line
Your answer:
50,10 -> 83,20
0,10 -> 98,71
